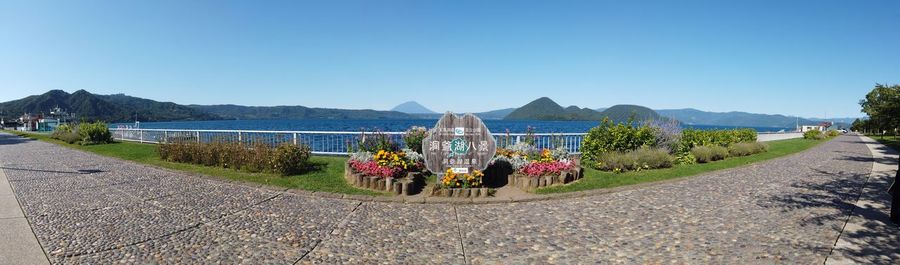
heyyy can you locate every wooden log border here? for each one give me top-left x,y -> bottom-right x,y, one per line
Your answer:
345,162 -> 423,195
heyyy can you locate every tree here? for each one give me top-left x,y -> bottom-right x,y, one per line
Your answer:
851,118 -> 863,132
859,83 -> 900,136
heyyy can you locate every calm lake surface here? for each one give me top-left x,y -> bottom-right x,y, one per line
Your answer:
113,119 -> 794,133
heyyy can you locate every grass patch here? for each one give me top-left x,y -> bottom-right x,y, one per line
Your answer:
536,137 -> 829,194
868,135 -> 900,151
3,130 -> 382,196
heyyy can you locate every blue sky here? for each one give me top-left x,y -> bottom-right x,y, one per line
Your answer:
1,0 -> 897,118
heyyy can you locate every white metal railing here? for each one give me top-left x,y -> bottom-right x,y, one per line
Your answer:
110,128 -> 586,155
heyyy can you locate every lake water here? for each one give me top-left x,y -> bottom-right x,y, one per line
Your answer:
112,119 -> 794,133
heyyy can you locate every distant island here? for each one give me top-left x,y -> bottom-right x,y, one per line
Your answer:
0,89 -> 854,128
503,97 -> 662,122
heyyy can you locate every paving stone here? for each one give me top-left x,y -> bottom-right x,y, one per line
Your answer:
301,203 -> 466,264
29,202 -> 194,259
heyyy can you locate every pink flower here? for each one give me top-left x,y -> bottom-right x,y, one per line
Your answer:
519,161 -> 574,177
349,160 -> 402,178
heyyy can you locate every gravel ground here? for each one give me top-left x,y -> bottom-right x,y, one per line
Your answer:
0,134 -> 876,264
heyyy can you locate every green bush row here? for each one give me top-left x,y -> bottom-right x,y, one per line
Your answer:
690,145 -> 729,163
581,118 -> 657,163
50,122 -> 112,145
803,129 -> 825,140
581,118 -> 761,171
158,141 -> 311,176
593,147 -> 674,173
728,142 -> 769,157
679,128 -> 756,153
690,142 -> 768,163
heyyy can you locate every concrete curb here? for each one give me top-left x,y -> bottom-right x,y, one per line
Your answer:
0,166 -> 51,265
825,135 -> 900,264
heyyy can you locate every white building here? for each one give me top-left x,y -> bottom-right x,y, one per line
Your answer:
799,125 -> 825,132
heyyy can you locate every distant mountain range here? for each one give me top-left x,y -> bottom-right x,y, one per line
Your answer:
0,90 -> 860,129
0,90 -> 219,122
655,108 -> 819,128
189,104 -> 413,120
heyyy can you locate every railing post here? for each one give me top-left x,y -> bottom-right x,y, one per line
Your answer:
164,130 -> 168,143
196,131 -> 201,143
293,133 -> 298,145
238,131 -> 242,143
139,130 -> 144,143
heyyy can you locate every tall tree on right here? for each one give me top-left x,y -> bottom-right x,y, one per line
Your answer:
859,83 -> 900,137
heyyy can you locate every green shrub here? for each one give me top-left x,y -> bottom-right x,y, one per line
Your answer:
825,130 -> 840,137
244,142 -> 273,173
271,143 -> 312,176
77,122 -> 112,145
633,147 -> 674,170
679,128 -> 757,153
728,142 -> 768,157
50,124 -> 80,144
675,152 -> 697,165
594,147 -> 674,173
158,141 -> 310,176
691,145 -> 729,163
582,118 -> 657,163
803,129 -> 825,140
402,126 -> 428,153
355,130 -> 399,153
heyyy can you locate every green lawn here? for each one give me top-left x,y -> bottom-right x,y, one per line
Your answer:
868,135 -> 900,151
3,130 -> 382,196
536,137 -> 830,194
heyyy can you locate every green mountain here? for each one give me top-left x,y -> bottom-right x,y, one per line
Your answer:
504,98 -> 662,122
599,104 -> 663,123
0,90 -> 219,122
505,97 -> 601,120
189,104 -> 415,120
97,93 -> 221,121
503,97 -> 599,121
655,108 -> 813,128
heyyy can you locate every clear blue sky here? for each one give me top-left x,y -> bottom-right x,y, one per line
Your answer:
2,0 -> 898,118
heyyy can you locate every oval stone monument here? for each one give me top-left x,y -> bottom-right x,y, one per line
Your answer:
423,112 -> 497,175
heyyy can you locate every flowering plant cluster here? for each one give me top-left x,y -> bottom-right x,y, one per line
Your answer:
374,150 -> 410,170
441,169 -> 484,188
349,148 -> 424,179
349,160 -> 403,178
491,142 -> 577,178
496,148 -> 526,158
402,126 -> 429,153
520,160 -> 575,177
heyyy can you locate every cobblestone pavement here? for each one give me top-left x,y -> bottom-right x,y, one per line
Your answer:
0,134 -> 882,264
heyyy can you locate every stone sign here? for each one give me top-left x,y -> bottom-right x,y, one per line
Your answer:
423,113 -> 497,175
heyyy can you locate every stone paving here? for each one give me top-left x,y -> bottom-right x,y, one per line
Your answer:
0,133 -> 886,264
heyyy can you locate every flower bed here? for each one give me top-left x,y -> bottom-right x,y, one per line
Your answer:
490,143 -> 584,191
346,132 -> 427,195
430,169 -> 493,198
344,162 -> 424,195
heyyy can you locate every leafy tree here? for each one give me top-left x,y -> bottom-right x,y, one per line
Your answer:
859,83 -> 900,137
850,118 -> 863,132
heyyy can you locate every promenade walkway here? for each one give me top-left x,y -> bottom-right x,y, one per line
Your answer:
0,133 -> 896,264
